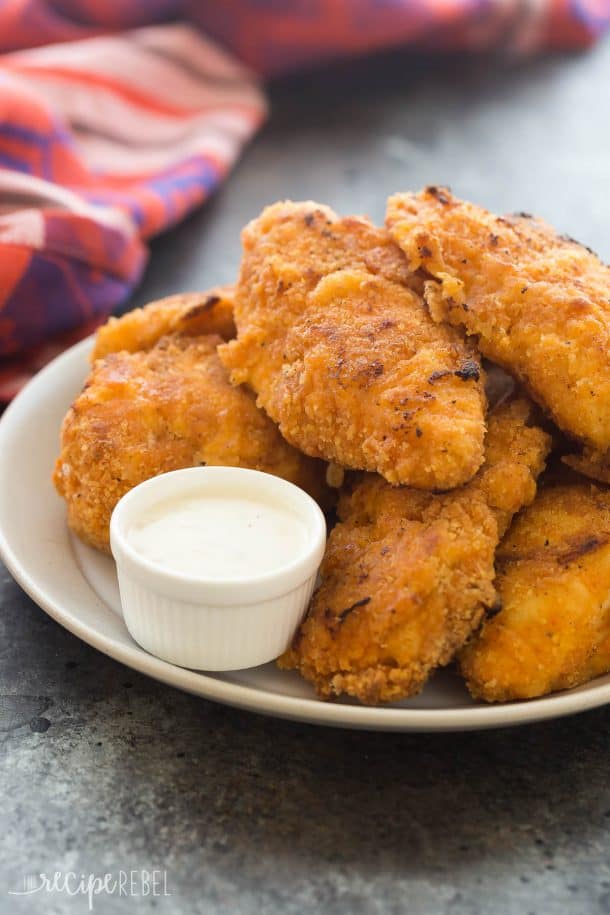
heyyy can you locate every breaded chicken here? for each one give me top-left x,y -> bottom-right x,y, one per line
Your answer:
279,398 -> 551,704
562,447 -> 610,485
219,201 -> 487,490
460,479 -> 610,702
386,187 -> 610,451
54,333 -> 327,553
92,287 -> 236,360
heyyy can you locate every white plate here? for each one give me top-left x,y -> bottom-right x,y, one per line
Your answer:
1,339 -> 609,731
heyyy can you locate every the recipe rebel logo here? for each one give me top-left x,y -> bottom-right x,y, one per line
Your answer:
8,869 -> 171,910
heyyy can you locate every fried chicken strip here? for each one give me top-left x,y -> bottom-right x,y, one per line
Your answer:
562,448 -> 610,485
279,397 -> 551,704
54,333 -> 327,553
460,478 -> 610,702
219,201 -> 487,490
386,187 -> 610,451
92,287 -> 236,360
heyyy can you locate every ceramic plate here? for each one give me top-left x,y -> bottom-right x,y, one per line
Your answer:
1,338 -> 609,731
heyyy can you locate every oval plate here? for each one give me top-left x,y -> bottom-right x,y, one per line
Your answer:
1,338 -> 609,731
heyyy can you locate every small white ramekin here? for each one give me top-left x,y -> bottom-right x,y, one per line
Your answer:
110,467 -> 326,671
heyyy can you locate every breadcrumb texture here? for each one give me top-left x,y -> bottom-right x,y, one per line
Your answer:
219,200 -> 487,490
460,480 -> 610,702
92,287 -> 236,360
54,333 -> 327,553
279,398 -> 551,704
386,187 -> 610,451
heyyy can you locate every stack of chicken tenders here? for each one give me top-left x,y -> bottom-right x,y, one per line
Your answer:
54,188 -> 610,705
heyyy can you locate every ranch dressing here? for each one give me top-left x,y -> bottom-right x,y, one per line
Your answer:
128,492 -> 309,580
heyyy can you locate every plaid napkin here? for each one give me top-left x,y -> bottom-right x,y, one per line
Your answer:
1,0 -> 608,402
0,22 -> 266,400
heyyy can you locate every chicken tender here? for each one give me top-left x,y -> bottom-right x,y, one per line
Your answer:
562,448 -> 610,485
219,201 -> 487,490
92,287 -> 236,360
460,479 -> 610,702
386,187 -> 610,451
54,333 -> 327,553
279,397 -> 550,704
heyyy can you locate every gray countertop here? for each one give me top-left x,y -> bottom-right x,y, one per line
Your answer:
2,41 -> 610,915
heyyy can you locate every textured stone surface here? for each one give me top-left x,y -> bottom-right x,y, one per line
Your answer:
3,43 -> 610,915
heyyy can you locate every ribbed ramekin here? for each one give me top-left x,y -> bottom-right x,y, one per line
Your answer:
109,467 -> 326,671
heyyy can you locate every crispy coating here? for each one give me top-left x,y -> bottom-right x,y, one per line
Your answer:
92,287 -> 236,360
386,187 -> 610,451
562,447 -> 610,485
460,480 -> 610,702
279,398 -> 551,704
219,200 -> 487,490
54,333 -> 327,553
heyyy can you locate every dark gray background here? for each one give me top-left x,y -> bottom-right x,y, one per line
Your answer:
2,40 -> 610,915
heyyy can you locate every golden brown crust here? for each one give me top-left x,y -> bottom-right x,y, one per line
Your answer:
54,333 -> 327,553
279,397 -> 551,704
386,187 -> 610,451
562,447 -> 610,485
460,480 -> 610,702
218,200 -> 487,490
92,287 -> 236,360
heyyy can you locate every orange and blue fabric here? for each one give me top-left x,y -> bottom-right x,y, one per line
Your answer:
0,19 -> 266,400
1,0 -> 609,401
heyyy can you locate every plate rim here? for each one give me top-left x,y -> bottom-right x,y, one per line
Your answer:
2,338 -> 610,731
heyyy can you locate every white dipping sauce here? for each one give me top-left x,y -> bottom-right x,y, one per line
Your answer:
128,493 -> 309,580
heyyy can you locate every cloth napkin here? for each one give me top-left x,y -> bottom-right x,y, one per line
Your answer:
1,0 -> 609,402
0,22 -> 266,401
